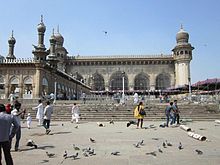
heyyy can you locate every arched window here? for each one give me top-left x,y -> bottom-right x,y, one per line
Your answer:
23,76 -> 33,94
134,73 -> 150,90
155,73 -> 171,90
42,77 -> 49,95
109,71 -> 128,91
91,73 -> 105,91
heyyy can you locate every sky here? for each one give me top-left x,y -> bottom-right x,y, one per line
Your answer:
0,0 -> 219,83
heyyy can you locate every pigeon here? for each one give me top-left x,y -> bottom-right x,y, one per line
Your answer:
127,122 -> 131,127
75,125 -> 78,129
46,151 -> 55,158
97,122 -> 104,127
88,149 -> 96,155
158,146 -> 163,153
146,151 -> 157,157
82,151 -> 89,157
26,139 -> 38,149
195,149 -> 203,155
134,142 -> 141,148
149,124 -> 156,128
166,140 -> 172,146
139,140 -> 144,146
162,142 -> 166,148
40,160 -> 49,163
63,150 -> 68,158
73,144 -> 80,150
178,142 -> 183,150
109,119 -> 114,124
111,151 -> 120,155
61,123 -> 64,126
90,138 -> 96,143
66,152 -> 79,160
82,147 -> 91,152
152,138 -> 159,141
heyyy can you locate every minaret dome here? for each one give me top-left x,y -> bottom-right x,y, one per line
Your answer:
8,30 -> 16,45
176,25 -> 189,44
37,15 -> 46,33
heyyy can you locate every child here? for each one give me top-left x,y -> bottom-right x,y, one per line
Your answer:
26,113 -> 32,129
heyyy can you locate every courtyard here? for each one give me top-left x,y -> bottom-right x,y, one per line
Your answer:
4,120 -> 220,165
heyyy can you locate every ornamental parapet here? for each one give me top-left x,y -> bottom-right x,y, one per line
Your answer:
0,58 -> 35,64
67,54 -> 173,60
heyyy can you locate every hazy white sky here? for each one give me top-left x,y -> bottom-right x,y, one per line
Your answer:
0,0 -> 219,83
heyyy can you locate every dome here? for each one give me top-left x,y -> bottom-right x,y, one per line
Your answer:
54,32 -> 64,45
50,33 -> 56,44
176,25 -> 189,43
37,22 -> 46,33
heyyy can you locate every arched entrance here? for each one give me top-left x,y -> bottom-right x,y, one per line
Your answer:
23,76 -> 33,99
155,73 -> 171,90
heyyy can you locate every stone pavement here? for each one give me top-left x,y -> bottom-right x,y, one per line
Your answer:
3,120 -> 220,165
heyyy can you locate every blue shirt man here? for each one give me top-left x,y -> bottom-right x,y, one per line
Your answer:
0,104 -> 19,165
165,102 -> 174,127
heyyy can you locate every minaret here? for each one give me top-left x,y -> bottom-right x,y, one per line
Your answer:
172,25 -> 194,87
47,29 -> 59,68
6,30 -> 16,59
32,15 -> 48,61
37,15 -> 46,49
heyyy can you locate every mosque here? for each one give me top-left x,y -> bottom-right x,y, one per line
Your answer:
0,16 -> 194,99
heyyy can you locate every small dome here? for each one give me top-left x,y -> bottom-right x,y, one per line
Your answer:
54,32 -> 64,45
176,25 -> 189,43
8,33 -> 16,45
50,33 -> 56,44
37,22 -> 46,33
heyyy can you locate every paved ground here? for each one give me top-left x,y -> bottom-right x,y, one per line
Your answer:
3,120 -> 220,165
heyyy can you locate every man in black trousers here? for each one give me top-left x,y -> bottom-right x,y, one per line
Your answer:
0,104 -> 19,165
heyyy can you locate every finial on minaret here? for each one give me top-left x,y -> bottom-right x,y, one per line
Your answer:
52,28 -> 55,35
41,15 -> 44,23
180,24 -> 183,30
11,30 -> 14,37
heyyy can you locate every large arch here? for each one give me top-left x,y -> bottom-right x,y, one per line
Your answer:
109,71 -> 128,91
155,73 -> 171,90
134,72 -> 150,90
91,72 -> 105,91
9,76 -> 19,93
23,76 -> 33,94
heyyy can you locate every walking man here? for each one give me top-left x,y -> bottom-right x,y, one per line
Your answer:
173,100 -> 180,125
165,102 -> 174,127
10,101 -> 25,151
43,101 -> 53,134
71,103 -> 80,123
32,99 -> 44,126
0,104 -> 19,165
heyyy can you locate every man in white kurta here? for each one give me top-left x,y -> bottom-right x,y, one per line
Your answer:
32,100 -> 44,126
71,103 -> 80,123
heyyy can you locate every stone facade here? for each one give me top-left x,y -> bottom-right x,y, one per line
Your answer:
0,17 -> 194,99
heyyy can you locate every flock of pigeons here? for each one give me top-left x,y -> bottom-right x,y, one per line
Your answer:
25,120 -> 205,163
